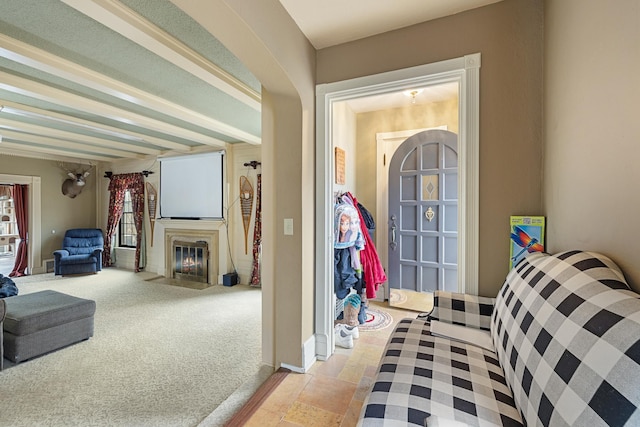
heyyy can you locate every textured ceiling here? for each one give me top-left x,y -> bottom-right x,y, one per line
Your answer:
0,0 -> 496,164
0,0 -> 261,164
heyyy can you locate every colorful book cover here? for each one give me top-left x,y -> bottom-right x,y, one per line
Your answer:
509,216 -> 545,270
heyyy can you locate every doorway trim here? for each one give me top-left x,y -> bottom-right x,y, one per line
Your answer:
315,53 -> 480,360
0,173 -> 42,274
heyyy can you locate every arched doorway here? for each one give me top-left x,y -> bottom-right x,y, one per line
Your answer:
172,1 -> 317,371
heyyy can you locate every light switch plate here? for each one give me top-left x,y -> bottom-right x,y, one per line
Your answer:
284,218 -> 294,235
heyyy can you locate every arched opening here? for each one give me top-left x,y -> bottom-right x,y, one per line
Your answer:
171,1 -> 317,371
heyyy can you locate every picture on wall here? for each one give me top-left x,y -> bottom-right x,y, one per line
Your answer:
509,215 -> 545,269
335,147 -> 346,185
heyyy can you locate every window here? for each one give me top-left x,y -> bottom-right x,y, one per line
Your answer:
119,190 -> 137,247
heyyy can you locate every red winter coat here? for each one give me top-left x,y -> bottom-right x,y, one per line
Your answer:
345,192 -> 387,299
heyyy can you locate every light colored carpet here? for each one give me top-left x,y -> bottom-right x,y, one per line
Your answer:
1,269 -> 266,427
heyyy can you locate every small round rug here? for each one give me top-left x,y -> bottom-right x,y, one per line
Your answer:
359,307 -> 393,331
389,289 -> 408,305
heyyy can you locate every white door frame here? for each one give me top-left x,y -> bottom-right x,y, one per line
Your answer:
0,173 -> 42,274
315,53 -> 480,360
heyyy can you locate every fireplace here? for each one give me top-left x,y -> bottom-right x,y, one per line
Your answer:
164,228 -> 219,285
173,240 -> 208,283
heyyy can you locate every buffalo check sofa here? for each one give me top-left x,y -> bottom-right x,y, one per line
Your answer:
358,250 -> 640,426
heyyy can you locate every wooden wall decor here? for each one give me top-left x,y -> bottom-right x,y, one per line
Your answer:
146,182 -> 157,246
239,176 -> 254,254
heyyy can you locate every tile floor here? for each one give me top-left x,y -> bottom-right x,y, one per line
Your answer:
389,288 -> 435,312
243,301 -> 423,427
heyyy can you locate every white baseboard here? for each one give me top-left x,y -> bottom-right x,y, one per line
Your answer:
280,362 -> 304,373
314,332 -> 331,361
303,334 -> 316,371
280,335 -> 317,373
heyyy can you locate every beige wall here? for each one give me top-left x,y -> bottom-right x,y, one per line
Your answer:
0,156 -> 97,265
319,0 -> 544,297
544,0 -> 640,290
333,102 -> 358,192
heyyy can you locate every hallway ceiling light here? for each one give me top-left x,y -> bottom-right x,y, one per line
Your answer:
403,89 -> 424,104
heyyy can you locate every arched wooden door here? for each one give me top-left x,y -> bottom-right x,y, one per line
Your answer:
388,130 -> 458,304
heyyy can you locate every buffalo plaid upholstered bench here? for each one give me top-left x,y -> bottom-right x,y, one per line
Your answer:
359,250 -> 640,426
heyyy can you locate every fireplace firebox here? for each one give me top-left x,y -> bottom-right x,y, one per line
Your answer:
164,228 -> 219,286
173,240 -> 208,283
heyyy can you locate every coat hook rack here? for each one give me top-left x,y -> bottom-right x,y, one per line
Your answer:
243,160 -> 261,169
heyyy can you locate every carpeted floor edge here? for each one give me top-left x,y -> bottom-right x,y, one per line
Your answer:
207,367 -> 291,427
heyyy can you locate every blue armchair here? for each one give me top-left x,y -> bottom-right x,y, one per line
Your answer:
53,228 -> 104,276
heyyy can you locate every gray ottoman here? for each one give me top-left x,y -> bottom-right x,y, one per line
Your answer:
3,290 -> 96,364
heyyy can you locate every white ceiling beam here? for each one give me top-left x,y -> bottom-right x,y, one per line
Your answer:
60,0 -> 262,112
0,146 -> 104,163
0,129 -> 145,159
0,118 -> 161,156
0,141 -> 115,162
0,34 -> 260,145
0,99 -> 192,152
0,71 -> 229,148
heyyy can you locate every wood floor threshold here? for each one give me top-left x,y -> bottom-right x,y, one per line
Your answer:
224,367 -> 291,426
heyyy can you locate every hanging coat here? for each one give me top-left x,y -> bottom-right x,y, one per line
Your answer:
334,248 -> 359,299
344,192 -> 387,299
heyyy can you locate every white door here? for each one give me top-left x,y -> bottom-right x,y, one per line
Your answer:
388,130 -> 458,299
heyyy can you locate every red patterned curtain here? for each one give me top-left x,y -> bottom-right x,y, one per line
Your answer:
104,173 -> 145,271
9,184 -> 28,277
250,174 -> 262,286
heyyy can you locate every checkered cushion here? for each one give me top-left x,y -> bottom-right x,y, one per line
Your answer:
359,318 -> 523,426
492,250 -> 640,426
429,291 -> 496,331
